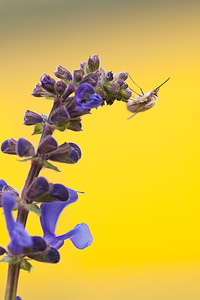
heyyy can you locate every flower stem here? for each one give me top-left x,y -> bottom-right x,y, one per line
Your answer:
4,262 -> 21,300
4,118 -> 55,299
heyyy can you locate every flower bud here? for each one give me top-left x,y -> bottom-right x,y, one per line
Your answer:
16,138 -> 35,157
16,296 -> 22,300
26,177 -> 50,201
114,72 -> 129,81
0,179 -> 7,191
49,106 -> 70,124
55,80 -> 67,96
1,138 -> 17,155
31,83 -> 52,97
117,88 -> 132,100
105,71 -> 113,81
24,110 -> 43,126
68,143 -> 82,159
117,79 -> 125,87
40,74 -> 56,94
0,246 -> 6,255
31,236 -> 47,252
28,247 -> 60,264
54,65 -> 72,81
62,83 -> 76,100
51,184 -> 69,202
37,136 -> 58,154
80,61 -> 87,71
87,55 -> 100,72
2,185 -> 19,197
48,142 -> 80,164
66,119 -> 82,132
81,72 -> 99,86
67,150 -> 79,163
73,69 -> 84,82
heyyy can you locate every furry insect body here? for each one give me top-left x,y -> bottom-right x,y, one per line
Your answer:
127,77 -> 170,120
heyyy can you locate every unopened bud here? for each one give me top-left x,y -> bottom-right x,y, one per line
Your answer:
16,138 -> 35,157
31,236 -> 47,252
87,55 -> 100,72
40,74 -> 56,94
114,72 -> 129,81
66,119 -> 82,132
0,246 -> 6,255
81,72 -> 99,86
24,110 -> 43,126
117,88 -> 132,100
54,65 -> 72,81
73,69 -> 84,83
51,184 -> 69,202
62,83 -> 76,100
48,142 -> 80,164
68,143 -> 82,159
106,71 -> 113,81
55,80 -> 67,96
26,177 -> 50,201
28,247 -> 60,264
49,106 -> 70,124
31,83 -> 52,97
1,138 -> 17,155
0,179 -> 7,191
2,185 -> 19,197
38,136 -> 58,154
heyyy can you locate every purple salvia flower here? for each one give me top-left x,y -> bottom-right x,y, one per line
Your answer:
2,193 -> 33,255
74,83 -> 102,114
40,188 -> 93,250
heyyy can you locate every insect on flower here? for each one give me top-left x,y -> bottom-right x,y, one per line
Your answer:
127,76 -> 170,120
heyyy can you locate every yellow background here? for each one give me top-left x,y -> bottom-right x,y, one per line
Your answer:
0,0 -> 200,299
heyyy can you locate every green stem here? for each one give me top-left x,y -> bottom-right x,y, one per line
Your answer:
4,262 -> 21,300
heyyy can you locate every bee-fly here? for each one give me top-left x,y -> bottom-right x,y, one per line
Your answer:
127,76 -> 170,120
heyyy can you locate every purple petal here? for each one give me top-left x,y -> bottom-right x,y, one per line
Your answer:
75,83 -> 95,105
40,188 -> 78,248
58,223 -> 93,250
2,193 -> 33,254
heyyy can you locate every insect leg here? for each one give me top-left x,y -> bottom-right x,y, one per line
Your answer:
127,113 -> 138,120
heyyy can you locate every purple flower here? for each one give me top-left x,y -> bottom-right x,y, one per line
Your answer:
40,188 -> 93,250
74,83 -> 102,114
2,193 -> 33,255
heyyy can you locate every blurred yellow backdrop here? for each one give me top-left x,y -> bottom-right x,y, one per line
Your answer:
0,0 -> 200,299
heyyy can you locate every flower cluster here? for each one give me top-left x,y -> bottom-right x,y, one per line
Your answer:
0,55 -> 132,300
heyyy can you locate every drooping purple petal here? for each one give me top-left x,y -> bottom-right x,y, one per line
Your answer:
40,188 -> 78,249
81,94 -> 102,109
2,193 -> 33,254
58,223 -> 93,250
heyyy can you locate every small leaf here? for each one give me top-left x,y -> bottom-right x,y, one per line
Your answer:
0,256 -> 18,263
32,123 -> 44,135
20,258 -> 33,272
17,157 -> 33,162
23,202 -> 41,216
44,95 -> 55,100
43,160 -> 61,172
